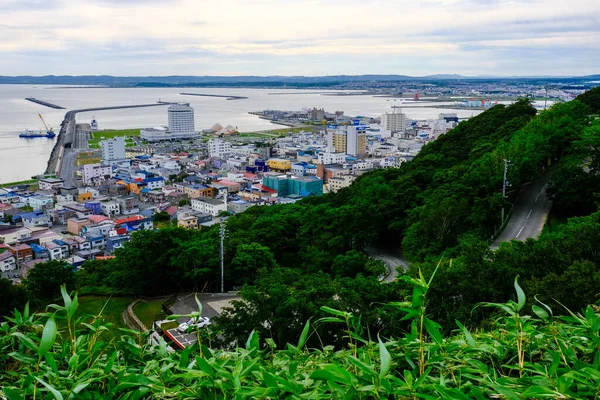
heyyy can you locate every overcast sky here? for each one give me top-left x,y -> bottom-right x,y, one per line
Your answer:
1,0 -> 599,76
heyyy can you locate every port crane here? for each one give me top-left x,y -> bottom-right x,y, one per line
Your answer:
38,113 -> 53,133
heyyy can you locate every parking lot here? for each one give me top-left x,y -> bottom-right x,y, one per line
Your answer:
163,292 -> 240,349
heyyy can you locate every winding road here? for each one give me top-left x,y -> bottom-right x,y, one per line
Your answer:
491,174 -> 552,249
373,174 -> 552,282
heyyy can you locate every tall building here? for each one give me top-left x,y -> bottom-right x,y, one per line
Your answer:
328,125 -> 367,157
381,108 -> 407,133
208,139 -> 232,158
101,137 -> 126,163
168,104 -> 196,138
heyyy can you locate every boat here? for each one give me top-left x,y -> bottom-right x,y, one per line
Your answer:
19,113 -> 56,139
19,129 -> 56,138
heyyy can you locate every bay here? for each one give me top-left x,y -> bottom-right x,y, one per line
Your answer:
0,85 -> 483,183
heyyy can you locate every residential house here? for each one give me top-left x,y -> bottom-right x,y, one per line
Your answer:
50,209 -> 76,225
67,218 -> 92,235
114,215 -> 153,231
190,198 -> 227,216
29,243 -> 50,261
0,251 -> 16,272
84,201 -> 102,215
38,178 -> 64,191
0,226 -> 32,245
115,196 -> 140,215
52,239 -> 70,258
144,177 -> 165,190
106,235 -> 130,253
9,244 -> 33,263
44,241 -> 64,260
21,211 -> 51,228
29,195 -> 54,211
101,201 -> 120,217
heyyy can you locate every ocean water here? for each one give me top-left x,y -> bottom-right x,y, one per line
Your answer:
0,85 -> 485,183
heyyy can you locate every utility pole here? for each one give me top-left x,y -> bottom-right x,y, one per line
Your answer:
501,159 -> 510,223
219,217 -> 225,293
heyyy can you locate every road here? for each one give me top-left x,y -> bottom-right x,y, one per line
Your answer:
491,175 -> 552,249
366,246 -> 409,283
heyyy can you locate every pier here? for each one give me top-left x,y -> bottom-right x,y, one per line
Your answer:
45,102 -> 171,183
180,92 -> 248,100
25,97 -> 66,109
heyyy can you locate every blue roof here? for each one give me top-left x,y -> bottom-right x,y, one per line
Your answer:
21,211 -> 46,219
145,177 -> 164,182
53,239 -> 68,246
29,244 -> 48,253
135,155 -> 151,160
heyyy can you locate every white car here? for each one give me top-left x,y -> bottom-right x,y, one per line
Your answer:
177,317 -> 211,333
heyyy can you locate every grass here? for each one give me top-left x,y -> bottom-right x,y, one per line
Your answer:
239,126 -> 320,139
76,152 -> 101,166
133,299 -> 166,329
91,128 -> 141,139
75,296 -> 135,339
0,179 -> 37,188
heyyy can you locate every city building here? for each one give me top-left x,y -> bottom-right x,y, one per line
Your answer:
0,251 -> 16,272
101,137 -> 126,163
329,125 -> 367,156
190,198 -> 227,216
262,173 -> 323,197
168,104 -> 196,139
317,151 -> 346,165
83,164 -> 113,185
381,108 -> 407,133
38,178 -> 64,191
208,139 -> 232,158
267,159 -> 292,172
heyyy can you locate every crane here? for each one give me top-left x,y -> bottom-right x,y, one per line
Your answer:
38,113 -> 53,133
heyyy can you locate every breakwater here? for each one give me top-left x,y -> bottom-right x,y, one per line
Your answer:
180,92 -> 248,100
25,97 -> 66,109
45,103 -> 169,175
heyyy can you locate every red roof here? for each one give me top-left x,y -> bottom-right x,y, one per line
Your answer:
115,215 -> 144,224
88,215 -> 110,224
253,184 -> 277,194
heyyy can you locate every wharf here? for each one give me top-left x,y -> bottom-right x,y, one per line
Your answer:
25,97 -> 66,109
180,92 -> 248,100
45,102 -> 170,181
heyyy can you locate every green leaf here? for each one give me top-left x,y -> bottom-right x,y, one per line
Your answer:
424,318 -> 444,345
11,332 -> 39,353
455,320 -> 476,347
297,318 -> 311,349
38,315 -> 57,358
2,388 -> 23,400
514,276 -> 526,312
320,306 -> 348,317
310,365 -> 354,385
378,337 -> 392,378
35,377 -> 64,400
532,305 -> 549,321
194,294 -> 203,315
246,330 -> 259,351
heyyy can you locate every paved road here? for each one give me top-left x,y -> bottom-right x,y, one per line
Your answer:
59,148 -> 79,187
366,247 -> 409,283
491,175 -> 552,249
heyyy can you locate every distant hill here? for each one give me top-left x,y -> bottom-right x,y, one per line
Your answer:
0,74 -> 597,86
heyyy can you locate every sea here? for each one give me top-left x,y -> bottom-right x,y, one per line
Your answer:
0,85 -> 490,183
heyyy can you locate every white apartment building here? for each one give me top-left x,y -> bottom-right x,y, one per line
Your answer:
101,137 -> 126,162
191,198 -> 227,216
318,151 -> 346,164
208,139 -> 232,158
101,201 -> 120,216
381,109 -> 407,133
168,104 -> 196,139
329,174 -> 356,193
83,164 -> 113,185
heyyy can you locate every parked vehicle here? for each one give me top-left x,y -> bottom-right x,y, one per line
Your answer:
177,317 -> 210,333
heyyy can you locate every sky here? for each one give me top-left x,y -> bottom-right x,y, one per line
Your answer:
0,0 -> 599,77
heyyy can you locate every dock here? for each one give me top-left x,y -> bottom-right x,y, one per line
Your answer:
180,92 -> 248,100
25,97 -> 66,109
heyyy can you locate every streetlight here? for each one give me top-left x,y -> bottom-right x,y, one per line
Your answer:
219,217 -> 225,293
501,159 -> 510,223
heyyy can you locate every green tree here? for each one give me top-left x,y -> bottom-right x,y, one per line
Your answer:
229,242 -> 278,286
0,278 -> 28,318
23,260 -> 75,304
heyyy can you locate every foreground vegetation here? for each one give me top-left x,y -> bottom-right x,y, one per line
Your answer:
2,277 -> 600,399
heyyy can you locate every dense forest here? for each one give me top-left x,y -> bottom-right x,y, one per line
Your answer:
2,87 -> 600,355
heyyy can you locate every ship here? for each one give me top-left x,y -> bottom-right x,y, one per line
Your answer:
91,116 -> 98,131
19,113 -> 56,139
19,129 -> 56,139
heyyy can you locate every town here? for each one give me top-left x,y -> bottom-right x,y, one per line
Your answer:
0,102 -> 461,281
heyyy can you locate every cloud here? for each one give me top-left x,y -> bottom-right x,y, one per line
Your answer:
0,0 -> 598,76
